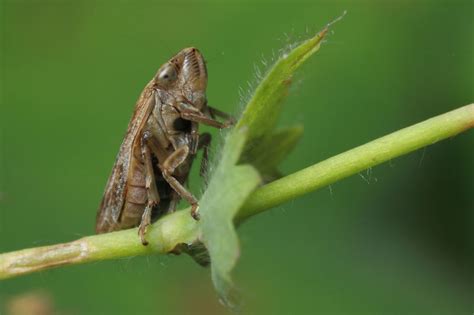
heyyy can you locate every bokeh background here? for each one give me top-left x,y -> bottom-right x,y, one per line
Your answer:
1,1 -> 473,314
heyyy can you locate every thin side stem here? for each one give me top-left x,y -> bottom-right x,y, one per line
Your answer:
0,104 -> 472,280
238,104 -> 474,220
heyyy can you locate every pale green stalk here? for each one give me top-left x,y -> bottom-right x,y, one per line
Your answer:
1,103 -> 472,280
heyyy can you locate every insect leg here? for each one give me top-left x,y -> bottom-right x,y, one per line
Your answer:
177,102 -> 230,129
144,136 -> 168,163
167,191 -> 179,214
161,145 -> 200,220
181,111 -> 228,129
189,121 -> 200,154
207,106 -> 236,126
138,132 -> 161,245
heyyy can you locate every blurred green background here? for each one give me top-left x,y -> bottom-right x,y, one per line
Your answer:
1,0 -> 473,314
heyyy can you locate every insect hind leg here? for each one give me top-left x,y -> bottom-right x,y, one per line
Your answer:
138,132 -> 161,245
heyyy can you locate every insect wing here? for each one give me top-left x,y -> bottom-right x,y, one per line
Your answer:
96,82 -> 156,233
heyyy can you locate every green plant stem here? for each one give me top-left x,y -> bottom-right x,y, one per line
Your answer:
0,210 -> 200,280
0,104 -> 472,280
238,104 -> 474,220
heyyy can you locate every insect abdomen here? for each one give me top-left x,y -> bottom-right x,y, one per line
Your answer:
119,151 -> 147,229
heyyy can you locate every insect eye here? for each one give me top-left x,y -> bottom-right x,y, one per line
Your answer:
158,65 -> 178,84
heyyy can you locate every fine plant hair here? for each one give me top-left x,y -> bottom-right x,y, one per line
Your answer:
0,13 -> 472,311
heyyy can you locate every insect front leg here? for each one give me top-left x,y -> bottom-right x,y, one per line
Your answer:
189,121 -> 200,155
161,145 -> 200,220
207,106 -> 236,126
177,102 -> 231,129
167,190 -> 180,214
138,132 -> 161,246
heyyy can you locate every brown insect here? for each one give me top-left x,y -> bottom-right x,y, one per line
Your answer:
95,47 -> 234,245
